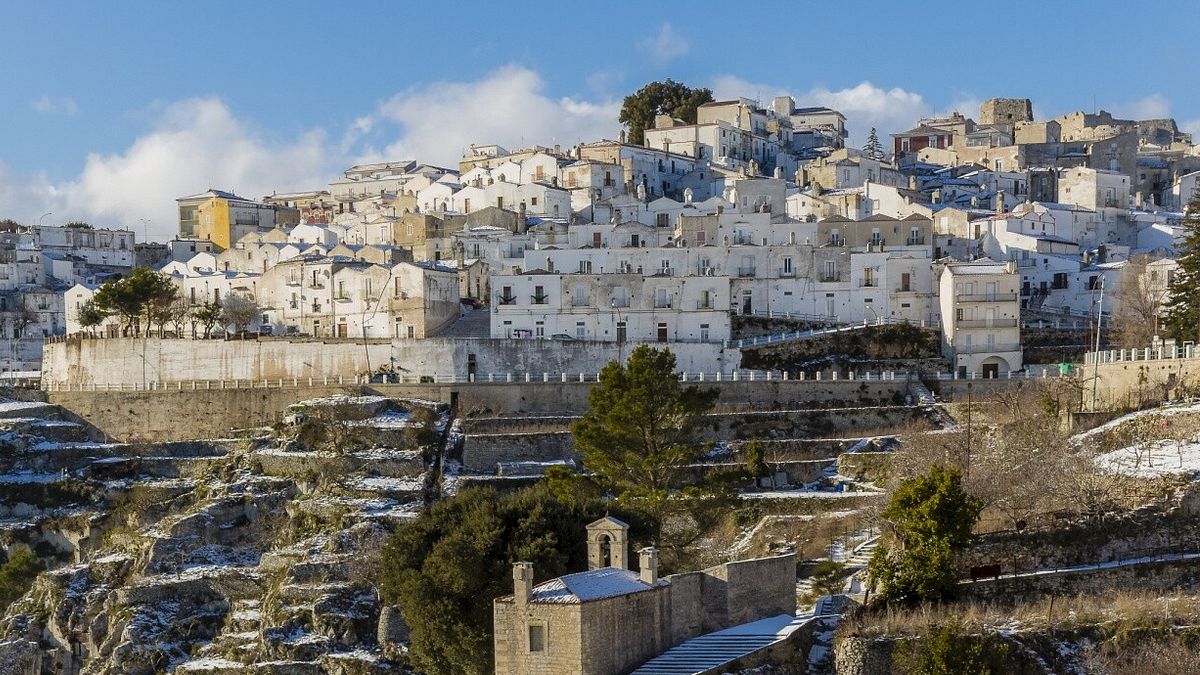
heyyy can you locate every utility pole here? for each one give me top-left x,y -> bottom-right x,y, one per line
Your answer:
965,381 -> 972,480
1091,276 -> 1105,410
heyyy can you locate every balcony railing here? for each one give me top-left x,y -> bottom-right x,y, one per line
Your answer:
611,298 -> 630,308
905,236 -> 926,245
956,292 -> 1018,302
820,273 -> 840,283
696,300 -> 714,310
859,279 -> 877,287
654,300 -> 673,309
498,295 -> 517,305
737,267 -> 757,277
955,342 -> 1022,354
956,318 -> 1019,329
531,294 -> 549,305
895,286 -> 914,293
779,268 -> 795,277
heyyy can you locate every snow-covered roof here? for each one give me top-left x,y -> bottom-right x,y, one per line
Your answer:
528,567 -> 658,604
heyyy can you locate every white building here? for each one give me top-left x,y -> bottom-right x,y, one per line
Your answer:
938,260 -> 1022,378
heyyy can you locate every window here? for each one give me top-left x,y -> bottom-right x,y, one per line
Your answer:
572,286 -> 587,307
535,321 -> 544,338
782,257 -> 793,275
656,213 -> 669,227
823,260 -> 837,281
575,321 -> 586,339
700,323 -> 710,342
528,624 -> 545,652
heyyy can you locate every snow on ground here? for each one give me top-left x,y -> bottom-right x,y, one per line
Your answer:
0,400 -> 51,413
0,472 -> 64,484
1094,439 -> 1200,477
290,394 -> 389,408
741,488 -> 883,499
349,412 -> 417,429
348,476 -> 424,493
1073,401 -> 1200,442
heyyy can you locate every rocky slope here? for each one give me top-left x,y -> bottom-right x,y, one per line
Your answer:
0,394 -> 447,674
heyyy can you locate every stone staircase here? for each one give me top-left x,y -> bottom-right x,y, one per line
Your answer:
429,307 -> 490,338
629,614 -> 806,675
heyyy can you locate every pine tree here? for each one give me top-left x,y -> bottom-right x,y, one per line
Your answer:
1162,193 -> 1200,342
864,127 -> 884,160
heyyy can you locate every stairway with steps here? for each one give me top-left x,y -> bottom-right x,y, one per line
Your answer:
429,307 -> 491,338
630,614 -> 807,675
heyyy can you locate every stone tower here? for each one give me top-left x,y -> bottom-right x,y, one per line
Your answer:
980,98 -> 1034,127
586,516 -> 629,570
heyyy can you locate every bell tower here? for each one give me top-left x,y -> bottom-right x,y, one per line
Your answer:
586,516 -> 629,570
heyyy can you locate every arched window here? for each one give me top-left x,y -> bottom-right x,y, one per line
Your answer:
598,534 -> 612,567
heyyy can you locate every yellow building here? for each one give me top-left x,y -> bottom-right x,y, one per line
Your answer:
177,189 -> 281,250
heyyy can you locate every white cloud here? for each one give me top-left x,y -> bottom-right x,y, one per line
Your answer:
0,98 -> 337,240
31,95 -> 78,116
942,95 -> 982,119
364,65 -> 619,166
713,76 -> 931,146
1109,93 -> 1171,120
639,23 -> 689,65
1182,119 -> 1200,142
0,162 -> 61,224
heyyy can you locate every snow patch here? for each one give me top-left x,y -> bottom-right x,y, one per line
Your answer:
1095,440 -> 1200,477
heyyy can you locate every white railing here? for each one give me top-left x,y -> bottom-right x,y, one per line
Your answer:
44,369 -> 918,392
1084,344 -> 1198,365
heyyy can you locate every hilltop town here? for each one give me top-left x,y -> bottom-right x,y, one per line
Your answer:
0,86 -> 1199,674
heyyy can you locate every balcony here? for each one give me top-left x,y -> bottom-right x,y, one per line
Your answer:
827,238 -> 845,247
956,292 -> 1018,303
955,342 -> 1022,354
905,236 -> 926,246
956,318 -> 1019,329
498,295 -> 517,306
737,267 -> 757,277
895,286 -> 914,294
859,279 -> 877,288
696,300 -> 714,310
820,273 -> 841,283
779,267 -> 795,277
611,297 -> 630,308
654,300 -> 673,309
531,294 -> 549,305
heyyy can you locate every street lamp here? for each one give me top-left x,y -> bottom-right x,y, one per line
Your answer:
37,212 -> 52,228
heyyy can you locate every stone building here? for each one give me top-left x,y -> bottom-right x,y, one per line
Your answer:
494,517 -> 796,675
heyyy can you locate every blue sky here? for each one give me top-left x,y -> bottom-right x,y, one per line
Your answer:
1,0 -> 1196,239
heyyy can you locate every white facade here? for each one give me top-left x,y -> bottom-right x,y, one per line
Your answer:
938,260 -> 1023,377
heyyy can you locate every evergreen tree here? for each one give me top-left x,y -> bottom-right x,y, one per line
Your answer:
568,345 -> 740,566
867,465 -> 982,604
619,80 -> 714,146
864,127 -> 884,160
1162,193 -> 1200,341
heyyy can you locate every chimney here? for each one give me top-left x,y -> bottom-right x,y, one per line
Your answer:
908,175 -> 917,190
1135,191 -> 1144,209
639,547 -> 659,585
513,561 -> 533,610
995,190 -> 1005,215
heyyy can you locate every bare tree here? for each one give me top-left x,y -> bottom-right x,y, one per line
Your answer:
1112,255 -> 1167,348
220,294 -> 260,335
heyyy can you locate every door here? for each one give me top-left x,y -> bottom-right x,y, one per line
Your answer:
741,290 -> 753,315
337,322 -> 348,338
616,321 -> 626,343
982,363 -> 999,379
657,323 -> 668,343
